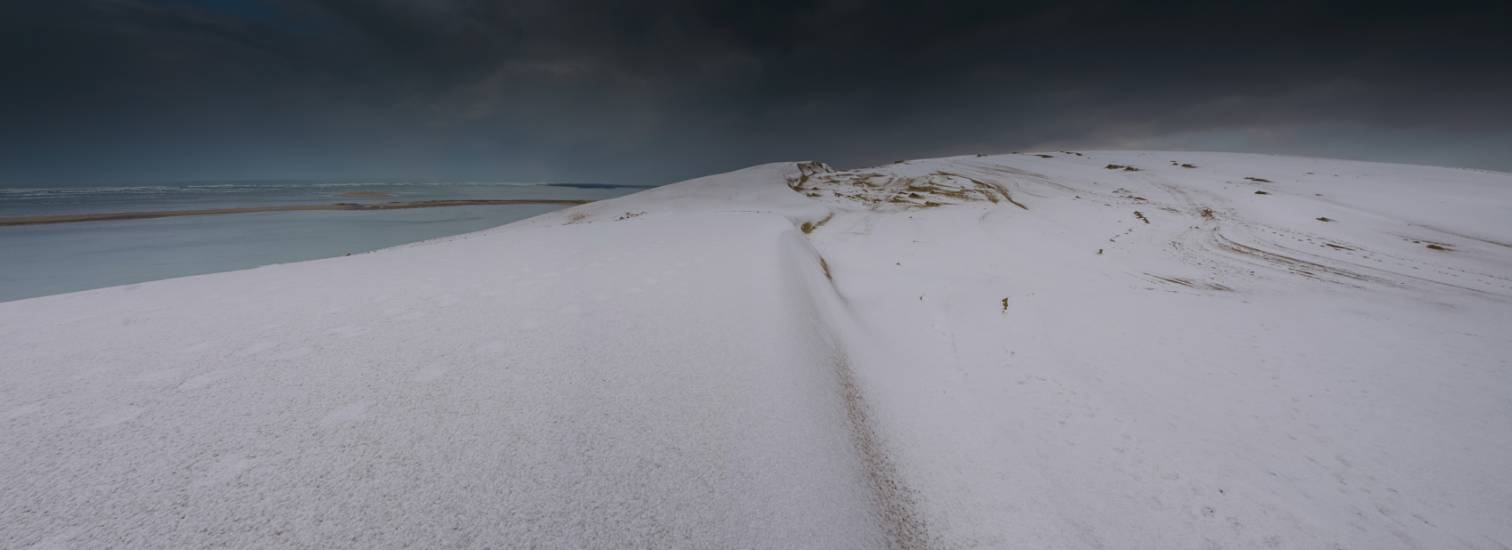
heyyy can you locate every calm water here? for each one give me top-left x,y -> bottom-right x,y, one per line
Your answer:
0,182 -> 645,302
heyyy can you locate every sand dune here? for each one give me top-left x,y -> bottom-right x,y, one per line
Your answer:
2,152 -> 1510,548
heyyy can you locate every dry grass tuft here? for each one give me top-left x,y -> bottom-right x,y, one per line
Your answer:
801,213 -> 834,234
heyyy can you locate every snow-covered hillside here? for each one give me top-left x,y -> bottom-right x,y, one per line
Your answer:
3,151 -> 1510,548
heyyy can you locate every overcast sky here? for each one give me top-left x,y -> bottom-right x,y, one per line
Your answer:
3,0 -> 1509,186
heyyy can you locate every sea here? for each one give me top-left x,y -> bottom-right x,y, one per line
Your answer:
0,181 -> 645,302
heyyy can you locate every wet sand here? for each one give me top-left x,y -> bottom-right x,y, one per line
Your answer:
0,199 -> 592,226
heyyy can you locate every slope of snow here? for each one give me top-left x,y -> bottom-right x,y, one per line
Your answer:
3,152 -> 1510,548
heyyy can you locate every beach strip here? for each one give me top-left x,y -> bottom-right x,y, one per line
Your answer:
0,199 -> 592,226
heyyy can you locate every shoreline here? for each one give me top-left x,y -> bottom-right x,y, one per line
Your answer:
0,198 -> 592,226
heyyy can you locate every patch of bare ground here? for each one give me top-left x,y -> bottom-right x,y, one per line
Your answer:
1407,238 -> 1457,252
801,213 -> 834,234
1153,274 -> 1192,286
1214,233 -> 1374,283
934,171 -> 1028,210
1111,188 -> 1148,203
1149,274 -> 1233,291
1134,211 -> 1150,224
1105,164 -> 1140,171
1408,224 -> 1512,249
787,161 -> 835,192
830,351 -> 929,549
1244,176 -> 1272,183
804,169 -> 1028,211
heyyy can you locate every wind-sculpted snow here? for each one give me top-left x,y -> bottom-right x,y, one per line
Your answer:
3,152 -> 1511,548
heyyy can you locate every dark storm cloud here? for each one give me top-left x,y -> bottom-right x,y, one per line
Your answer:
2,0 -> 1509,185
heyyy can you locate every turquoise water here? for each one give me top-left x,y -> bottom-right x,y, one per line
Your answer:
0,182 -> 644,302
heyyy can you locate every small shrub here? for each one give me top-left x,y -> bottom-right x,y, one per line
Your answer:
800,213 -> 833,234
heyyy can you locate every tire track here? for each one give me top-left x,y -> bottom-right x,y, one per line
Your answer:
779,214 -> 931,549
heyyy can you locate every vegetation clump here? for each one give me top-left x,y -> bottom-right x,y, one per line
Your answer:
801,213 -> 834,234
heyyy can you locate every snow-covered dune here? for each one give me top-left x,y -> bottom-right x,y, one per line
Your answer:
3,152 -> 1510,548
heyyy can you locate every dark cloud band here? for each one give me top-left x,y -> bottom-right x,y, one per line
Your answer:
2,0 -> 1508,185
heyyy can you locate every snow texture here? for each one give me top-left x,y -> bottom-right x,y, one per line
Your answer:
3,151 -> 1511,549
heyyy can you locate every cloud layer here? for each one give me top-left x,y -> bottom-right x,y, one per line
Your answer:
3,0 -> 1509,185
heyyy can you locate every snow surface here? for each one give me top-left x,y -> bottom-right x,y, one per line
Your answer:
3,151 -> 1511,548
